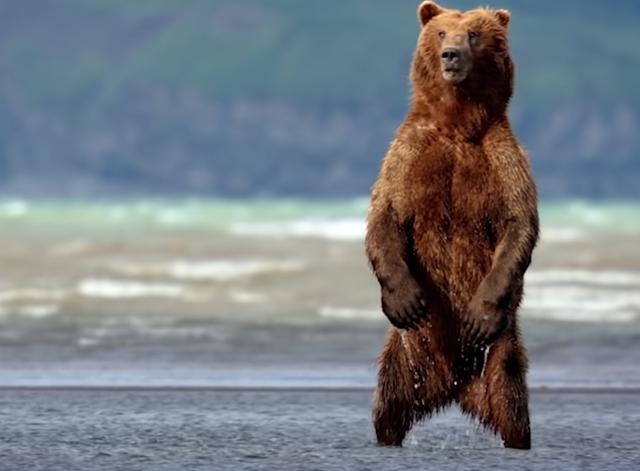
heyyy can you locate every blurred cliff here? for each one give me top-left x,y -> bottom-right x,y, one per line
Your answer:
0,0 -> 638,198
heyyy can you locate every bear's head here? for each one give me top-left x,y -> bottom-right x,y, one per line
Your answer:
412,1 -> 513,98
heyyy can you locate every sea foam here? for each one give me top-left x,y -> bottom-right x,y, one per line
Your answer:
526,269 -> 640,287
229,219 -> 366,241
76,279 -> 185,299
108,259 -> 306,282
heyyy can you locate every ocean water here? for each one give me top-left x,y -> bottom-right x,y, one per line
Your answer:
1,198 -> 639,468
0,198 -> 639,389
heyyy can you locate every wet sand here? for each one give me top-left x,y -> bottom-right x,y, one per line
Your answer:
0,388 -> 638,471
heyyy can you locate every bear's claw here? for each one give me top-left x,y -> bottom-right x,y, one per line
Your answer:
463,297 -> 507,346
381,283 -> 428,330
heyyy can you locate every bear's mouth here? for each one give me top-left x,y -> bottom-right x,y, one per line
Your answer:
442,67 -> 468,84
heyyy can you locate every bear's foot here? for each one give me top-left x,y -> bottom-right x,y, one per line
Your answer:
372,399 -> 412,447
503,431 -> 531,450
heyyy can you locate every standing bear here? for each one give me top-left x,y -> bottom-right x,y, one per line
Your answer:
366,2 -> 539,449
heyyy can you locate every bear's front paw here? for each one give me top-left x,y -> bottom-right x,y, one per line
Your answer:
462,296 -> 507,346
381,282 -> 428,330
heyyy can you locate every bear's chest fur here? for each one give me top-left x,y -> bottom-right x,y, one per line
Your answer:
404,135 -> 505,311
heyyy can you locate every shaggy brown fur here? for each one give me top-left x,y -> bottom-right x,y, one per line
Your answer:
366,1 -> 539,450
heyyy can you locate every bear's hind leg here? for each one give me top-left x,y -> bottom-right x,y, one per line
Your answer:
457,335 -> 531,449
373,329 -> 453,446
372,392 -> 415,447
373,331 -> 418,446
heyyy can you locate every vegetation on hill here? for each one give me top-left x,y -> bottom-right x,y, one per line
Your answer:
0,0 -> 638,197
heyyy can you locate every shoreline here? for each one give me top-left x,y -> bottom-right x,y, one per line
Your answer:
2,385 -> 640,395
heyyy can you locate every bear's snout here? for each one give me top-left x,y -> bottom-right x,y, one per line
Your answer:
441,47 -> 461,64
440,46 -> 471,83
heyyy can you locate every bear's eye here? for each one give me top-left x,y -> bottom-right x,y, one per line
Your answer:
438,31 -> 446,39
468,31 -> 479,40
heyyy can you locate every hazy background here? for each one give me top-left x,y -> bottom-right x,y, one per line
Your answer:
0,1 -> 639,391
0,0 -> 638,198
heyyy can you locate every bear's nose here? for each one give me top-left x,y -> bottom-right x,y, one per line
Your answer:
441,48 -> 460,63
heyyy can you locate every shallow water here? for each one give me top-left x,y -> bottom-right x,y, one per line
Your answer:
0,389 -> 638,471
1,318 -> 640,389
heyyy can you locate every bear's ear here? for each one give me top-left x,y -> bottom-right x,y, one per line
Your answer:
495,9 -> 511,28
418,1 -> 445,27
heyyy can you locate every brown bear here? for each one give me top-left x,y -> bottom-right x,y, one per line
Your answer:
365,1 -> 539,449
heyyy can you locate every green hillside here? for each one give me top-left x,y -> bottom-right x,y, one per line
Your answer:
41,0 -> 640,109
0,0 -> 638,197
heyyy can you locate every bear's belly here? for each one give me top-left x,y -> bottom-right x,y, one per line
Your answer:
410,143 -> 501,314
